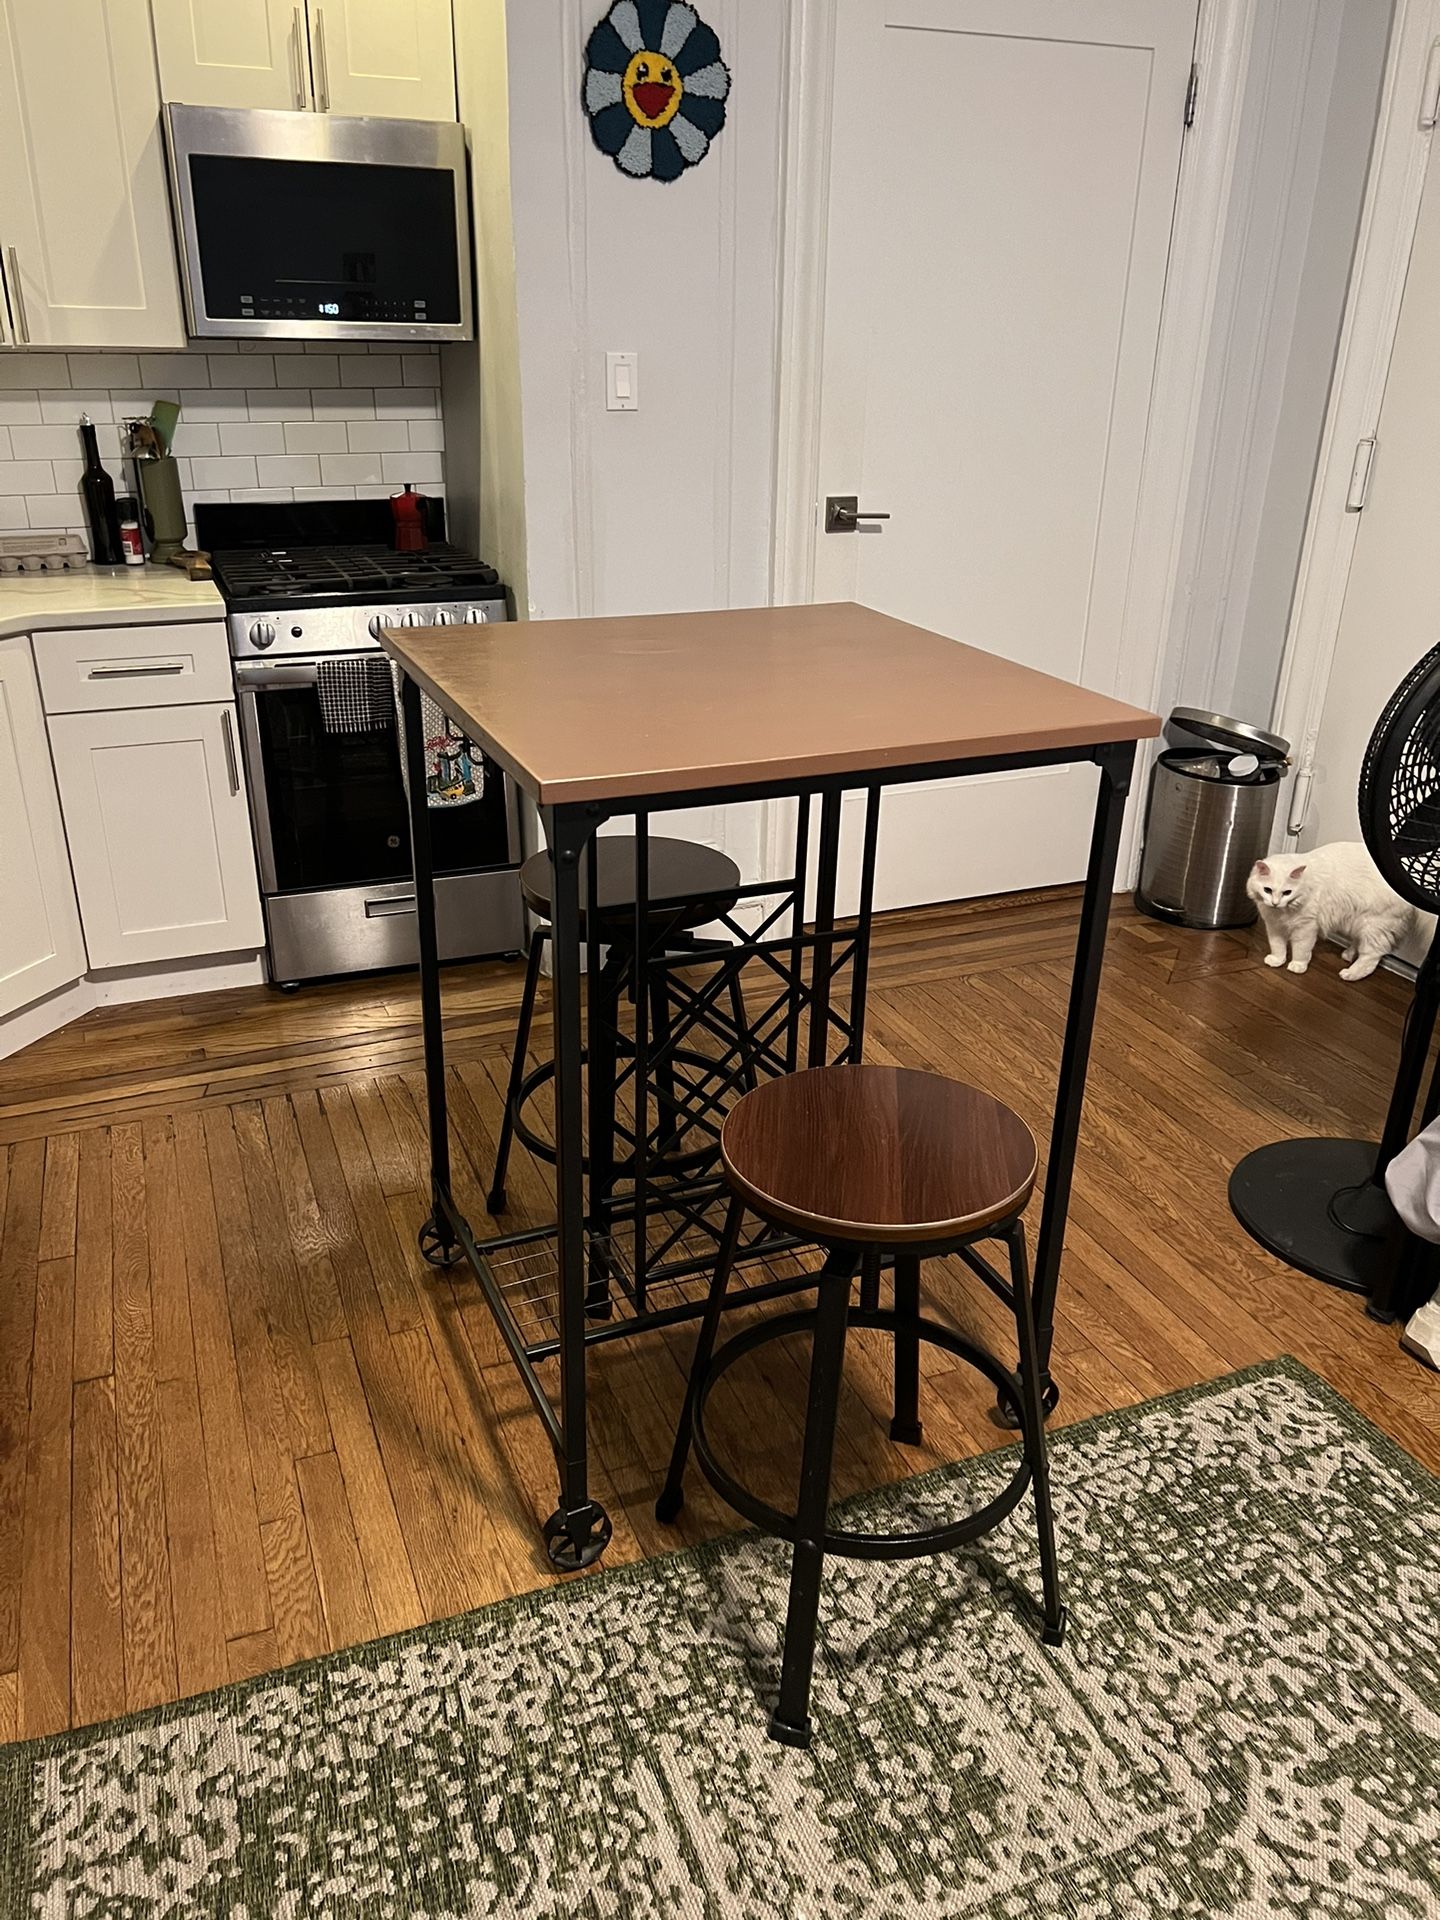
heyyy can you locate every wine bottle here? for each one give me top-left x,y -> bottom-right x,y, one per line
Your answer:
78,415 -> 123,566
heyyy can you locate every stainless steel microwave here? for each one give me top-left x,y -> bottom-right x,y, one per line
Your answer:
164,104 -> 473,343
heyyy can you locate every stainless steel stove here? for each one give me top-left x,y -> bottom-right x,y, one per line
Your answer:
197,499 -> 524,987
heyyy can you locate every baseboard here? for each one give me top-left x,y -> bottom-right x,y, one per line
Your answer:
0,951 -> 266,1062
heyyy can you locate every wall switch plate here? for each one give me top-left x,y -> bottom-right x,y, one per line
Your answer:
606,351 -> 639,412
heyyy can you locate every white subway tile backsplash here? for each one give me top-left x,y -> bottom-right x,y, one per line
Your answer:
179,389 -> 250,423
247,389 -> 312,421
190,454 -> 259,488
25,497 -> 85,528
140,354 -> 205,387
381,451 -> 443,485
172,422 -> 222,457
283,421 -> 349,454
310,388 -> 373,420
210,355 -> 273,388
1,341 -> 444,539
9,423 -> 87,460
0,459 -> 60,493
219,422 -> 287,456
344,420 -> 408,454
319,452 -> 384,485
67,353 -> 141,388
42,393 -> 113,425
342,354 -> 400,387
273,353 -> 337,388
374,389 -> 438,420
255,454 -> 321,487
0,355 -> 68,390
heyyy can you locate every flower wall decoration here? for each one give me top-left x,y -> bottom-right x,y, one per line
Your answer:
583,2 -> 732,183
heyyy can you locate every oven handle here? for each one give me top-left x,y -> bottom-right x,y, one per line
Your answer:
233,682 -> 282,895
233,660 -> 321,689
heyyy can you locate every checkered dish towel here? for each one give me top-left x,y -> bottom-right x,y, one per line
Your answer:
386,662 -> 488,810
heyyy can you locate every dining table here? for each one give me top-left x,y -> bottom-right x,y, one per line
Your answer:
381,601 -> 1159,1571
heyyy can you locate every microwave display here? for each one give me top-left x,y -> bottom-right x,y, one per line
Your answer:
188,154 -> 462,326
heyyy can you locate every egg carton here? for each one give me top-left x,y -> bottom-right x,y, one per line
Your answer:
0,531 -> 90,573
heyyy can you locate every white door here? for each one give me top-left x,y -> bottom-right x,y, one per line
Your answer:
150,0 -> 309,111
314,0 -> 455,120
810,0 -> 1196,910
48,701 -> 264,969
0,635 -> 86,1017
0,0 -> 185,349
1298,143 -> 1440,861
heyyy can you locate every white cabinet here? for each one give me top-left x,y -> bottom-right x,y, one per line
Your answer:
0,636 -> 86,1020
149,0 -> 308,112
0,0 -> 185,349
313,0 -> 455,120
47,701 -> 264,969
152,0 -> 456,120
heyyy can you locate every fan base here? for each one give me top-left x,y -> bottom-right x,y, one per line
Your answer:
1229,1137 -> 1396,1296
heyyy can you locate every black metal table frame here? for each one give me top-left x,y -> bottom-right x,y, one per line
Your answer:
397,667 -> 1136,1573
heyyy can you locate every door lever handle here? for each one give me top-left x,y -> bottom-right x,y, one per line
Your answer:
825,495 -> 891,534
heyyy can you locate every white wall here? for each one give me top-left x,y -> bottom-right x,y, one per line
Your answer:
1162,0 -> 1392,730
447,0 -> 788,881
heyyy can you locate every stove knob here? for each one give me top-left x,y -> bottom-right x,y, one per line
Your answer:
463,607 -> 488,625
400,610 -> 423,626
248,620 -> 277,650
433,609 -> 454,625
367,614 -> 389,640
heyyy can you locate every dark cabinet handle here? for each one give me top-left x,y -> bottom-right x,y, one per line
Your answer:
825,495 -> 891,534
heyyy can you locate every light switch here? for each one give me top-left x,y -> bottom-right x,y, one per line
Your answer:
606,351 -> 639,412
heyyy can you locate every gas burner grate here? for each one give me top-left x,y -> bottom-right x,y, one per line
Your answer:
210,542 -> 501,603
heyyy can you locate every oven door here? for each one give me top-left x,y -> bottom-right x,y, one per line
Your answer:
234,659 -> 516,894
164,104 -> 473,343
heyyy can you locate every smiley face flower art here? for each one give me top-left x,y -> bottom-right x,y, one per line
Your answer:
583,2 -> 731,182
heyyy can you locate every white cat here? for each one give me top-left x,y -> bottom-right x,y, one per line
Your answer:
1246,841 -> 1423,980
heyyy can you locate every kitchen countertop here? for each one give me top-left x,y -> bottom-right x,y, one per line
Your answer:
0,565 -> 223,638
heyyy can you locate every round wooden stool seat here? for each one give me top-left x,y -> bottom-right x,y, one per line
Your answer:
520,835 -> 741,935
721,1065 -> 1037,1246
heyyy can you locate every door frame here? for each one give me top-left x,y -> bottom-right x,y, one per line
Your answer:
764,0 -> 1265,888
1268,0 -> 1440,850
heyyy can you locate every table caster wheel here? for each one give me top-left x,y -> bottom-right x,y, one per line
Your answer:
418,1213 -> 463,1268
544,1503 -> 612,1572
991,1376 -> 1059,1430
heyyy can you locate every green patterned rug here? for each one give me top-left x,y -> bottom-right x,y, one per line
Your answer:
3,1358 -> 1438,1917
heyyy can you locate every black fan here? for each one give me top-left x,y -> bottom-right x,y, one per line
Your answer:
1229,639 -> 1440,1312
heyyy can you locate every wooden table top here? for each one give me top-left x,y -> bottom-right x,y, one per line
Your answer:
381,601 -> 1159,808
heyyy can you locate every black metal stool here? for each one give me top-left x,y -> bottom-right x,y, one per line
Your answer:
487,834 -> 748,1213
657,1063 -> 1064,1748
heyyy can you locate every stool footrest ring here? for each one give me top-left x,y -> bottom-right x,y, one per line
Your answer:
692,1306 -> 1035,1562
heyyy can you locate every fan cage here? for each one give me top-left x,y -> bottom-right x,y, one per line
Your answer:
1358,637 -> 1440,915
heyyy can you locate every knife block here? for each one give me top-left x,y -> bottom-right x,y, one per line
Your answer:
137,456 -> 187,565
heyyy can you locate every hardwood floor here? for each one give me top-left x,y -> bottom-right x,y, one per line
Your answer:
2,887 -> 1438,1744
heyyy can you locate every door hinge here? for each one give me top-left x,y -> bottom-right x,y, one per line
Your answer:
1420,38 -> 1440,131
1345,436 -> 1376,512
1184,63 -> 1199,128
1287,762 -> 1315,838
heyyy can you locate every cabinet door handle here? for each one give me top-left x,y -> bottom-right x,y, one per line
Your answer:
87,662 -> 185,679
312,6 -> 330,110
221,708 -> 240,795
364,895 -> 417,919
292,5 -> 310,107
6,249 -> 28,345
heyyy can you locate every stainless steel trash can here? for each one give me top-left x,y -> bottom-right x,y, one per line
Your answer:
1136,709 -> 1290,930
